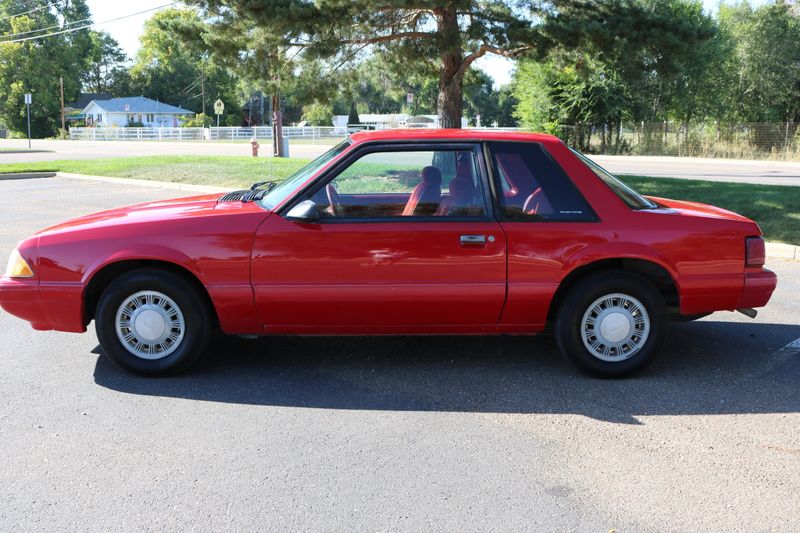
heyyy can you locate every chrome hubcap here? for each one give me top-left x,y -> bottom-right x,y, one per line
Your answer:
581,293 -> 650,362
115,290 -> 185,360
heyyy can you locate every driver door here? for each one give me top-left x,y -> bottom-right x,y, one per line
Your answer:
250,143 -> 507,334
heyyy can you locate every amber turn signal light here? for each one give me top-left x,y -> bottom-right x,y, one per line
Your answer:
5,249 -> 34,278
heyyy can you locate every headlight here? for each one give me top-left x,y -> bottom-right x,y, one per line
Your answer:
5,249 -> 34,278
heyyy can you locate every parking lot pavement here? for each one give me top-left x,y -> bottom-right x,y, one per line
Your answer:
1,177 -> 799,531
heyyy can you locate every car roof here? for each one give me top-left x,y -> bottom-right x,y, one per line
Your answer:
348,128 -> 561,144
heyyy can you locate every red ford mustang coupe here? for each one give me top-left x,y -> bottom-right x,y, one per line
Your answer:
0,130 -> 777,377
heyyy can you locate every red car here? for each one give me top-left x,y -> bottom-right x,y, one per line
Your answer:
0,130 -> 777,377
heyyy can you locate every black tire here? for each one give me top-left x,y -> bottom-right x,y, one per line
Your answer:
554,271 -> 668,377
95,269 -> 212,376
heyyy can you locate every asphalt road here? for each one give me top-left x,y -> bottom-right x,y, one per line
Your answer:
1,177 -> 799,531
0,138 -> 327,163
3,138 -> 800,186
593,154 -> 800,186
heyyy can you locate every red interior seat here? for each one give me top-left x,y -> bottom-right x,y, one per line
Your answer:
402,166 -> 442,216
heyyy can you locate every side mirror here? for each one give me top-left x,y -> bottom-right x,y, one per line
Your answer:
285,199 -> 320,222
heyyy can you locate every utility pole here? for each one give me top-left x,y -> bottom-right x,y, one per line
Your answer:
201,70 -> 206,116
59,77 -> 66,132
24,93 -> 32,149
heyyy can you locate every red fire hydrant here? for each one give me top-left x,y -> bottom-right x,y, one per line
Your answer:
250,137 -> 259,157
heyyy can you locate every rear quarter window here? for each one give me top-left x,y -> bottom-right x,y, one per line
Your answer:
488,142 -> 596,222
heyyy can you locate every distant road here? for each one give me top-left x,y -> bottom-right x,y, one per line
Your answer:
2,138 -> 800,186
0,138 -> 327,162
593,155 -> 800,186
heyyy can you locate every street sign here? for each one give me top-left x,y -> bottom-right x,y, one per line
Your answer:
24,93 -> 31,104
214,99 -> 225,115
406,93 -> 414,104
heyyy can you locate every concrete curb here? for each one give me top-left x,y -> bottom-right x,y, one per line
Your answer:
765,242 -> 799,261
56,172 -> 229,194
0,172 -> 56,180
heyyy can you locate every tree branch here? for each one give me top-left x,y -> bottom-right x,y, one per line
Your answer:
456,43 -> 532,78
344,31 -> 434,45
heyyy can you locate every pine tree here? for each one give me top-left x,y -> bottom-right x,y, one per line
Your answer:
184,1 -> 540,129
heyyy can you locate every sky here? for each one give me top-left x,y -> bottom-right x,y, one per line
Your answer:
87,0 -> 771,90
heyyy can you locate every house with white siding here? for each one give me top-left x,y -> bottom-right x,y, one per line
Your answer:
82,97 -> 194,128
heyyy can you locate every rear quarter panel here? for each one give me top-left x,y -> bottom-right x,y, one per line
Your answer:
500,140 -> 753,327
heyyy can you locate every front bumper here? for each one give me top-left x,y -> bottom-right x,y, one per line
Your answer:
0,277 -> 86,332
737,268 -> 778,309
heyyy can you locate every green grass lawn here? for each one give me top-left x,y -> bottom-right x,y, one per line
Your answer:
623,175 -> 800,245
0,155 -> 797,244
0,155 -> 310,189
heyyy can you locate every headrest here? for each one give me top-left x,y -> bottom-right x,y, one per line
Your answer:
421,166 -> 442,186
449,177 -> 473,199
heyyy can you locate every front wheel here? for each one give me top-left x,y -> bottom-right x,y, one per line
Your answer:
555,272 -> 668,377
95,269 -> 211,376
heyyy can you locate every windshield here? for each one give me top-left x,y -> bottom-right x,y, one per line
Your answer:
259,140 -> 350,210
571,149 -> 657,210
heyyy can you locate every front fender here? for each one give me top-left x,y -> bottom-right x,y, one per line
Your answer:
81,245 -> 206,286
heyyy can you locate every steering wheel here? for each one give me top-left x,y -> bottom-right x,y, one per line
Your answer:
326,183 -> 342,216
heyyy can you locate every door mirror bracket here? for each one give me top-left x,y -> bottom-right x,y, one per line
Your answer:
285,199 -> 320,222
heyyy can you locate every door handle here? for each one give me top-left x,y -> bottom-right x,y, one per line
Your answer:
460,234 -> 486,247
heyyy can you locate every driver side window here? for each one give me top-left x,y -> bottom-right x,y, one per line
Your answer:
310,149 -> 486,218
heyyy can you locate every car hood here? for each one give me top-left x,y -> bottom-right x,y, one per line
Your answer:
646,196 -> 754,223
35,193 -> 265,237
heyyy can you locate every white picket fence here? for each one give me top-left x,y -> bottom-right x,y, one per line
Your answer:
70,127 -> 205,141
69,126 -> 346,142
209,126 -> 345,141
68,125 -> 524,142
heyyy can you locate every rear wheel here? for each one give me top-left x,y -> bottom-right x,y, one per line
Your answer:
555,271 -> 668,377
95,269 -> 211,376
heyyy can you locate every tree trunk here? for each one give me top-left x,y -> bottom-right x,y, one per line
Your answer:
436,7 -> 463,129
438,72 -> 463,128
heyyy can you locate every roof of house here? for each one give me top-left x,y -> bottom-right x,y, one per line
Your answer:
84,97 -> 194,115
67,93 -> 112,110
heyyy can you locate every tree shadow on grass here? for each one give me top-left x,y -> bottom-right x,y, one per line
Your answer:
93,319 -> 800,424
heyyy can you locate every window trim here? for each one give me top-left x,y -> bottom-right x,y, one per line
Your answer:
279,141 -> 496,223
483,140 -> 600,224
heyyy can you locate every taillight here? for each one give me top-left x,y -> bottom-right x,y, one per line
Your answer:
745,236 -> 765,268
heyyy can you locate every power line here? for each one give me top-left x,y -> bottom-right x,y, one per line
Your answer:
0,1 -> 62,23
0,2 -> 175,44
0,14 -> 92,40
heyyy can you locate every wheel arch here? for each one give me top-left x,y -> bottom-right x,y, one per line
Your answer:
82,259 -> 218,327
547,257 -> 680,323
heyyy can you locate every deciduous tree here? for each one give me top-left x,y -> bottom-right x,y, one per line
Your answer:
0,0 -> 93,136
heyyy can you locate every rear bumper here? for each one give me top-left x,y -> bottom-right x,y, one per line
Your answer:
736,268 -> 777,309
0,277 -> 86,332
